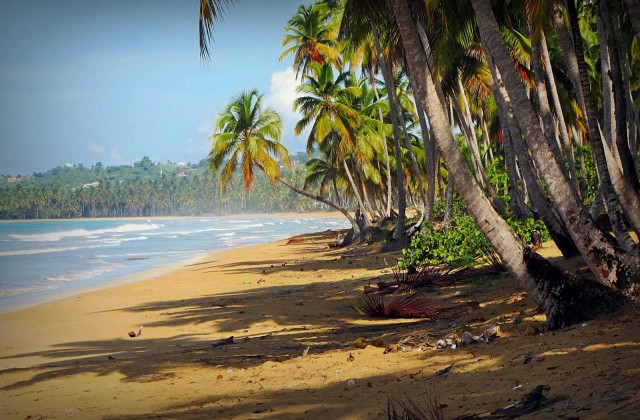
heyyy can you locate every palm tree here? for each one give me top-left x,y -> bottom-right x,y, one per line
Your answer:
209,89 -> 362,242
470,0 -> 640,291
209,89 -> 290,192
294,62 -> 377,225
388,0 -> 625,327
280,3 -> 341,78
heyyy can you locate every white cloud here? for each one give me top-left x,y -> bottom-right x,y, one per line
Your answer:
110,148 -> 122,163
197,120 -> 215,135
87,142 -> 105,155
87,142 -> 122,164
184,137 -> 210,157
264,67 -> 307,151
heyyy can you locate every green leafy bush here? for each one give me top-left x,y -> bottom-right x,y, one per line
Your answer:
401,215 -> 497,269
506,218 -> 550,243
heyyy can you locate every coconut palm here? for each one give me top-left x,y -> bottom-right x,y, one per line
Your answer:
209,89 -> 290,192
280,3 -> 341,78
470,0 -> 640,291
209,89 -> 363,242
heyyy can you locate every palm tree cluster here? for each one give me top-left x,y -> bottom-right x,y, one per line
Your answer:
202,0 -> 640,328
0,160 -> 321,219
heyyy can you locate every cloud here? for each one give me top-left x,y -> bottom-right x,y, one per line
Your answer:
87,141 -> 122,164
87,142 -> 105,155
110,148 -> 122,163
184,137 -> 210,158
264,67 -> 306,151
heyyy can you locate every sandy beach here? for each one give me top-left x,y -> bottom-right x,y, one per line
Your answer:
1,229 -> 639,419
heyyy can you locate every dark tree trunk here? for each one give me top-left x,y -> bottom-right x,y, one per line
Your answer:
393,0 -> 619,328
473,0 -> 640,290
277,178 -> 360,244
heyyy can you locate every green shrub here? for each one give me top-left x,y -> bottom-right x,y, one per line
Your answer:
401,215 -> 496,269
506,218 -> 550,243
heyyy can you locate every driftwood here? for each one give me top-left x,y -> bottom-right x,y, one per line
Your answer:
489,385 -> 567,418
211,336 -> 235,347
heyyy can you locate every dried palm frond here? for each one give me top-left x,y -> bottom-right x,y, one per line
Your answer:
353,294 -> 439,318
387,383 -> 445,420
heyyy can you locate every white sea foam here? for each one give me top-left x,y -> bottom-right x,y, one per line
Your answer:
0,243 -> 116,257
10,223 -> 163,242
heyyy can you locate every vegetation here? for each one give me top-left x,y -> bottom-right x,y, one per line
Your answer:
199,0 -> 640,329
0,155 -> 325,219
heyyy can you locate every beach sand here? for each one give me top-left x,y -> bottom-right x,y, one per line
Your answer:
1,229 -> 639,419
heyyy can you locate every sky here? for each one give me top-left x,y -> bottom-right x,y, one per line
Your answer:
0,0 -> 311,175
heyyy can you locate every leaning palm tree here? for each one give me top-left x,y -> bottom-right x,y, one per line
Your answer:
209,89 -> 362,243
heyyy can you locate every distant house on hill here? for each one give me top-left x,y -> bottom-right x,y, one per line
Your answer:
83,181 -> 100,188
176,162 -> 187,168
176,169 -> 197,178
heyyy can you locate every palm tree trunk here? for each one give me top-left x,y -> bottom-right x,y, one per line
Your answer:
552,2 -> 586,114
370,23 -> 407,240
405,64 -> 436,223
277,177 -> 361,242
490,58 -> 579,257
600,0 -> 640,191
341,159 -> 372,226
472,0 -> 640,289
566,0 -> 640,236
540,30 -> 580,196
392,0 -> 618,327
529,23 -> 576,198
623,0 -> 640,45
479,107 -> 494,166
454,78 -> 509,217
370,70 -> 393,218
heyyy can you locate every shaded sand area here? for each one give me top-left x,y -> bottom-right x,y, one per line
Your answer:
1,230 -> 640,419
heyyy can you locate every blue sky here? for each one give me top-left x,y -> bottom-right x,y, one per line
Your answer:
0,0 -> 310,175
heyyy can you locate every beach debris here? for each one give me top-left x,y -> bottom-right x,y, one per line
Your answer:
433,364 -> 454,377
384,344 -> 398,354
212,336 -> 235,347
531,230 -> 542,250
296,300 -> 304,306
371,337 -> 385,348
217,374 -> 223,380
397,330 -> 435,352
65,409 -> 75,415
353,293 -> 439,318
354,337 -> 368,349
348,352 -> 355,362
525,323 -> 540,336
335,369 -> 342,378
460,331 -> 482,345
482,324 -> 499,342
347,379 -> 356,387
302,346 -> 310,357
127,326 -> 143,338
491,385 -> 567,417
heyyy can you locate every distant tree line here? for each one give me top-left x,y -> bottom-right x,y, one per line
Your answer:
0,154 -> 331,219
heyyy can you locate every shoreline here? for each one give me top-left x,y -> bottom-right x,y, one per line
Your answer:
0,212 -> 348,314
0,210 -> 347,223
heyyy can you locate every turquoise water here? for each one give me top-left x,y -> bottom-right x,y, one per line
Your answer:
0,215 -> 348,309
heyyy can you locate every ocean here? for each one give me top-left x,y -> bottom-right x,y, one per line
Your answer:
0,215 -> 349,310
